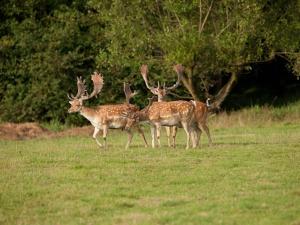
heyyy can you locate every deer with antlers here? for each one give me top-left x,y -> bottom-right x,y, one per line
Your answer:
67,71 -> 148,149
140,64 -> 180,147
171,65 -> 212,147
140,65 -> 195,149
141,64 -> 212,148
189,100 -> 212,147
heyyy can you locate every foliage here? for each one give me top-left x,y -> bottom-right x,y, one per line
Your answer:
210,100 -> 300,128
0,0 -> 299,123
0,0 -> 106,123
94,0 -> 299,102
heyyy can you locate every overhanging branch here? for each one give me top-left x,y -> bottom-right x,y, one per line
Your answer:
168,92 -> 193,100
209,71 -> 238,110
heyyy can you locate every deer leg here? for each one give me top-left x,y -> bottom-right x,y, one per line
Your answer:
155,123 -> 161,148
191,126 -> 201,148
93,127 -> 103,148
190,128 -> 196,148
150,126 -> 157,148
196,129 -> 202,147
137,126 -> 148,147
166,127 -> 171,147
125,129 -> 133,150
199,123 -> 212,146
172,126 -> 177,148
181,122 -> 191,149
102,125 -> 108,149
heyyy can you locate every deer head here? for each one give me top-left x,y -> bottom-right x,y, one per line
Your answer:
68,71 -> 104,113
123,96 -> 157,130
140,64 -> 183,101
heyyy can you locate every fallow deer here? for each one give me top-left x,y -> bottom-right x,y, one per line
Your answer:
140,65 -> 195,149
67,72 -> 148,149
141,64 -> 180,147
189,100 -> 212,147
141,64 -> 212,148
122,96 -> 157,130
173,65 -> 212,147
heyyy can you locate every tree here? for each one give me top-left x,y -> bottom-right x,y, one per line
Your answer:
0,0 -> 107,123
94,0 -> 300,109
0,0 -> 298,123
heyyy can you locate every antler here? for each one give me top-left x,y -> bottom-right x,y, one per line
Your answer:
68,71 -> 104,101
86,71 -> 104,99
68,76 -> 87,100
164,64 -> 183,91
124,82 -> 138,104
140,64 -> 155,90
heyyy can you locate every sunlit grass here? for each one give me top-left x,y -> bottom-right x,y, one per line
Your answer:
0,122 -> 299,225
210,100 -> 300,129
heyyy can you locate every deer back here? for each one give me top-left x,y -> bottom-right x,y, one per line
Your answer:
147,100 -> 194,122
82,103 -> 137,127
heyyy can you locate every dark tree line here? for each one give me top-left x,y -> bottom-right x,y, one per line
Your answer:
0,0 -> 299,124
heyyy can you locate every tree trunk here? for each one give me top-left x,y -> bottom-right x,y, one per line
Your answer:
181,67 -> 199,101
181,68 -> 238,108
209,70 -> 238,110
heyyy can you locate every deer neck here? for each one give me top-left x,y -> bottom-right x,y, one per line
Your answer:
79,106 -> 97,122
137,110 -> 149,122
137,104 -> 154,122
157,96 -> 164,102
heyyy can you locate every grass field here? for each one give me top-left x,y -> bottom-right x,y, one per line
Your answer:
1,115 -> 300,224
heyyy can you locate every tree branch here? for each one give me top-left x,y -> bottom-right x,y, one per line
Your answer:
169,0 -> 184,33
209,71 -> 238,110
198,0 -> 202,35
168,92 -> 193,100
181,75 -> 199,100
199,0 -> 214,34
216,22 -> 231,38
230,55 -> 275,67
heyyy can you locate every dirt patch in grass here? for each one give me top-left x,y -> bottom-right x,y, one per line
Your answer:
0,122 -> 93,140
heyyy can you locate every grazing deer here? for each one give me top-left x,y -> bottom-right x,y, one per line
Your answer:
140,65 -> 195,149
67,72 -> 148,149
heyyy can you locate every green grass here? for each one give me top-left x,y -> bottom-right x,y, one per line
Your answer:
210,100 -> 300,129
0,123 -> 300,225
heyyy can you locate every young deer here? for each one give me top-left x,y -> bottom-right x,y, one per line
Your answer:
67,72 -> 148,149
140,65 -> 195,149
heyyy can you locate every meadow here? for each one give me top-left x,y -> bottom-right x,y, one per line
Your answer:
0,104 -> 300,225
